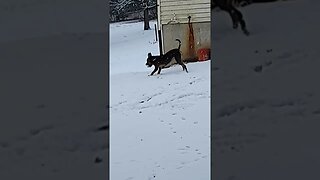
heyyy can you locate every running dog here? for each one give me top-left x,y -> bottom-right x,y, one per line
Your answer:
146,39 -> 188,76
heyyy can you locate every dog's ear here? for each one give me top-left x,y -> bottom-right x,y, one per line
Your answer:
148,53 -> 152,58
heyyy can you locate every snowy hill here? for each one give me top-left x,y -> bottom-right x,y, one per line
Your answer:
110,21 -> 211,180
213,0 -> 320,179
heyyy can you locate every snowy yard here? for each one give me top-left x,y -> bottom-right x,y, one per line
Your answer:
0,1 -> 108,179
110,21 -> 211,180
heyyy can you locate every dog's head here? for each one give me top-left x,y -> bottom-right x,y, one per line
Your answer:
145,53 -> 154,67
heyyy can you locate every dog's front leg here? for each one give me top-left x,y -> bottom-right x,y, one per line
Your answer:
150,66 -> 158,76
157,67 -> 162,74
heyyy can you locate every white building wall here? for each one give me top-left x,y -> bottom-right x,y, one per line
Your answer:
158,0 -> 210,25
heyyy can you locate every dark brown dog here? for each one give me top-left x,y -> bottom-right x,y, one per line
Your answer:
212,0 -> 250,36
146,39 -> 188,76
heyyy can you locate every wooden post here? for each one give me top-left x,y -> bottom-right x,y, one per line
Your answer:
143,0 -> 151,30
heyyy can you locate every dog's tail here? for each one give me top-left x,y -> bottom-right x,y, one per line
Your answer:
175,39 -> 181,50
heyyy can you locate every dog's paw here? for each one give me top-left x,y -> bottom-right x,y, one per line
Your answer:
243,30 -> 250,36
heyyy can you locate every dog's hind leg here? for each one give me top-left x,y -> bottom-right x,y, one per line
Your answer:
157,67 -> 162,74
176,55 -> 188,73
182,64 -> 188,73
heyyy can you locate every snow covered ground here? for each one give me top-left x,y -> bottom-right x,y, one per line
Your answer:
110,21 -> 211,180
213,0 -> 320,179
0,35 -> 109,180
0,0 -> 108,179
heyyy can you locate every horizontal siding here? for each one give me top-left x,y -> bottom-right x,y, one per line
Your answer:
160,8 -> 210,16
161,13 -> 210,22
160,0 -> 208,2
159,0 -> 210,24
161,1 -> 208,6
161,4 -> 210,11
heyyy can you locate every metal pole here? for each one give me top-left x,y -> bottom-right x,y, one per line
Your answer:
154,24 -> 158,41
158,30 -> 163,55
